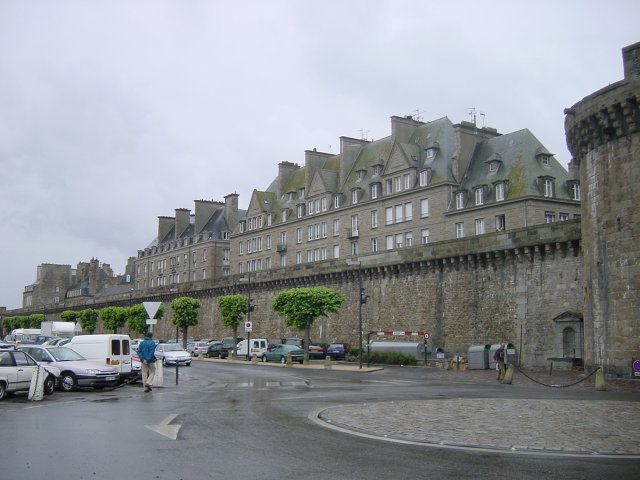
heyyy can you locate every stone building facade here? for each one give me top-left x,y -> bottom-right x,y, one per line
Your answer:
232,115 -> 581,276
133,194 -> 243,291
565,42 -> 640,375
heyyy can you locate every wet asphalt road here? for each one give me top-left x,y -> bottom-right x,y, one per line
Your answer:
1,359 -> 638,480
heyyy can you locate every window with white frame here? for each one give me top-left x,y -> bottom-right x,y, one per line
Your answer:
322,222 -> 327,238
296,252 -> 303,264
351,241 -> 359,255
280,255 -> 286,267
405,231 -> 413,247
351,215 -> 359,235
455,192 -> 465,209
321,197 -> 327,211
475,188 -> 484,206
371,237 -> 378,252
267,214 -> 272,226
545,211 -> 555,223
426,147 -> 435,159
314,198 -> 320,213
371,210 -> 378,228
559,212 -> 569,221
356,169 -> 366,182
488,161 -> 498,173
281,210 -> 287,222
280,231 -> 287,245
421,228 -> 430,244
403,173 -> 411,190
373,165 -> 382,176
265,257 -> 271,269
395,204 -> 403,223
299,187 -> 305,198
334,195 -> 340,208
571,182 -> 581,201
307,201 -> 314,215
333,244 -> 340,258
266,235 -> 272,249
495,183 -> 505,202
297,204 -> 305,218
456,222 -> 464,238
370,183 -> 380,199
420,198 -> 429,218
239,242 -> 244,255
385,207 -> 393,225
352,189 -> 359,204
385,179 -> 393,195
223,249 -> 230,261
475,218 -> 485,235
297,227 -> 303,243
307,225 -> 313,241
419,169 -> 430,186
544,178 -> 555,197
385,235 -> 394,250
495,215 -> 506,231
395,233 -> 403,248
404,202 -> 413,221
333,218 -> 340,236
394,176 -> 402,192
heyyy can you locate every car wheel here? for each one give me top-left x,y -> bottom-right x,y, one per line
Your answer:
261,355 -> 267,363
163,358 -> 168,366
187,362 -> 191,366
60,373 -> 77,392
44,375 -> 56,395
0,381 -> 6,400
280,356 -> 286,364
218,353 -> 223,359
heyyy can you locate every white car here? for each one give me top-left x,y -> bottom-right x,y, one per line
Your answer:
0,347 -> 60,399
186,341 -> 210,357
154,343 -> 192,366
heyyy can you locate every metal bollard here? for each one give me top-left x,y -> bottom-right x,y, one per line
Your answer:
324,355 -> 332,369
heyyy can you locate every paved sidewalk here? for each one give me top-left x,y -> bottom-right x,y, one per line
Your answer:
311,366 -> 640,457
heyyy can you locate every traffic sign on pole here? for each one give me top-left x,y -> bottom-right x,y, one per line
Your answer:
143,302 -> 162,319
244,321 -> 253,332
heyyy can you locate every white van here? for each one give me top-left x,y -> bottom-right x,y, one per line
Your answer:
66,334 -> 133,381
236,338 -> 268,359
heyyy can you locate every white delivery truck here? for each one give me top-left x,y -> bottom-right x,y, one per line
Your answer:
41,321 -> 76,339
236,338 -> 268,359
66,334 -> 133,382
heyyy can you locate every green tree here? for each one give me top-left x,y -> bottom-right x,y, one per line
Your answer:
217,294 -> 249,356
126,304 -> 165,336
100,306 -> 128,333
78,309 -> 99,334
272,287 -> 345,363
170,297 -> 201,348
60,310 -> 80,323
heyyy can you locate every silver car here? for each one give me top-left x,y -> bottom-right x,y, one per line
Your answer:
155,343 -> 192,366
17,345 -> 119,392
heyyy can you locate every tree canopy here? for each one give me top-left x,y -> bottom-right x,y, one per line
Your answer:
126,304 -> 165,336
170,297 -> 201,348
271,287 -> 345,362
100,306 -> 128,333
78,309 -> 99,334
217,294 -> 249,355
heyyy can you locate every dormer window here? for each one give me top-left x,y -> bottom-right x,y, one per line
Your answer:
267,214 -> 272,226
488,161 -> 498,173
568,180 -> 581,201
455,191 -> 466,210
287,191 -> 295,202
239,221 -> 245,233
321,197 -> 327,211
356,169 -> 366,182
281,209 -> 288,222
484,153 -> 502,174
419,168 -> 432,187
541,155 -> 549,166
535,147 -> 553,168
539,176 -> 556,197
297,203 -> 306,218
370,183 -> 380,199
426,148 -> 435,159
334,194 -> 341,209
372,164 -> 383,176
351,188 -> 360,205
307,200 -> 314,215
495,182 -> 506,202
474,186 -> 485,206
299,187 -> 305,198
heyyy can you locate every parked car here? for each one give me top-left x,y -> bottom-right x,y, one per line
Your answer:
236,338 -> 268,359
130,339 -> 143,351
261,344 -> 304,364
284,338 -> 326,359
187,341 -> 211,357
66,334 -> 134,382
0,347 -> 59,399
206,341 -> 230,359
130,352 -> 142,383
155,343 -> 192,366
16,345 -> 119,392
326,343 -> 350,360
42,337 -> 72,346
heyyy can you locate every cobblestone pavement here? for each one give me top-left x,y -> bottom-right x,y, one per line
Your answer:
314,367 -> 640,457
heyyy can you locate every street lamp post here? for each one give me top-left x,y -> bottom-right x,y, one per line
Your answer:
240,270 -> 253,361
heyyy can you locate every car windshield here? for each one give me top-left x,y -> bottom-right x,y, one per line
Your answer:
163,344 -> 184,352
48,347 -> 86,361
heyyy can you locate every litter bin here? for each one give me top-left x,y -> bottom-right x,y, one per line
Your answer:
467,344 -> 491,370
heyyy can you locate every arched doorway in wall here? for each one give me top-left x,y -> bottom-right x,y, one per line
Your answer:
552,311 -> 584,366
563,326 -> 577,358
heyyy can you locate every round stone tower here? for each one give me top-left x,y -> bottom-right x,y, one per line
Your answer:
565,42 -> 640,376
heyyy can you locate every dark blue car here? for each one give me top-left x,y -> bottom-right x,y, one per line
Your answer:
326,343 -> 349,360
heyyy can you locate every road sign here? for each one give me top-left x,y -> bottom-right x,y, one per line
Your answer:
244,321 -> 253,332
143,302 -> 162,319
633,359 -> 640,377
146,318 -> 158,325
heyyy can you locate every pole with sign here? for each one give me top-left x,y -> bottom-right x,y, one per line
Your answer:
143,302 -> 162,333
245,321 -> 252,361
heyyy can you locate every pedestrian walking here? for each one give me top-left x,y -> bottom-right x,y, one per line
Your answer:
138,331 -> 157,392
494,341 -> 506,381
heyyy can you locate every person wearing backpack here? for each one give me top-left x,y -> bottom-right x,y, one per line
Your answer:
494,341 -> 506,381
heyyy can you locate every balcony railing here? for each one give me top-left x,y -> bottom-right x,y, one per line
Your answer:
347,228 -> 359,238
277,243 -> 287,252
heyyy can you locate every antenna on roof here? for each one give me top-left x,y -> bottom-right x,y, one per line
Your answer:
412,108 -> 424,122
479,111 -> 486,127
467,106 -> 477,125
358,129 -> 370,140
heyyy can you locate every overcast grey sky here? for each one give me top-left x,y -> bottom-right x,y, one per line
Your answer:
1,0 -> 638,310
